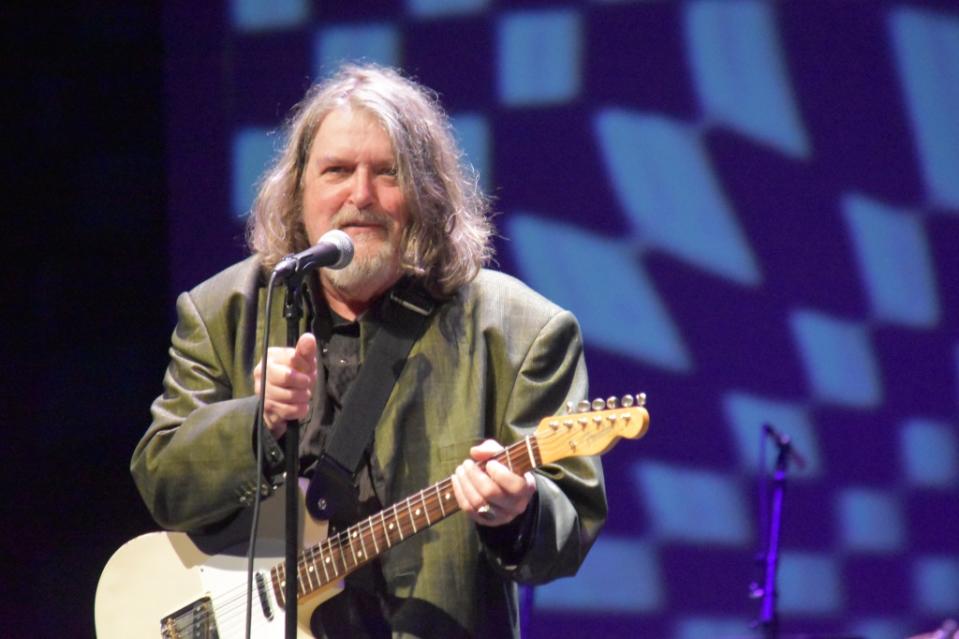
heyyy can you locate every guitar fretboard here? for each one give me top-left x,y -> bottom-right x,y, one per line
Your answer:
269,434 -> 542,605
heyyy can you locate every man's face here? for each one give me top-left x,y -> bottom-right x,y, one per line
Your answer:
301,107 -> 410,297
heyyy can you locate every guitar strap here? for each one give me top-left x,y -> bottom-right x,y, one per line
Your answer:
306,280 -> 435,521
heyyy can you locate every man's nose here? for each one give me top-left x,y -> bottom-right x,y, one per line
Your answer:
349,168 -> 374,209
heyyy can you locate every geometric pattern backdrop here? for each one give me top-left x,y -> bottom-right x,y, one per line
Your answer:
164,1 -> 959,637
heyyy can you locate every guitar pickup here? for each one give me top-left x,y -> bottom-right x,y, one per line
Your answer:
256,570 -> 274,620
160,596 -> 219,639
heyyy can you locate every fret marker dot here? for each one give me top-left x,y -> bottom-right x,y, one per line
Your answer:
415,508 -> 422,516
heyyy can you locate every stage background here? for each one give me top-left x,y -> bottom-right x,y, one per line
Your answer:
8,1 -> 958,637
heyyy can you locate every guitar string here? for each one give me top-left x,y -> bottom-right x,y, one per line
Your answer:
174,475 -> 463,632
169,427 -> 606,633
164,476 -> 454,631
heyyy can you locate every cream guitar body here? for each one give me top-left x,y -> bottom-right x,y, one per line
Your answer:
95,478 -> 338,638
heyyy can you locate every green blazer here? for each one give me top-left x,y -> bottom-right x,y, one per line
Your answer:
131,256 -> 607,638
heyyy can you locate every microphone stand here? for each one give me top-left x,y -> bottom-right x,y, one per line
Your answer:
282,274 -> 306,639
754,426 -> 802,639
758,449 -> 786,639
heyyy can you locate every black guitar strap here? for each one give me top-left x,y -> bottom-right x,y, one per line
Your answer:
306,281 -> 435,520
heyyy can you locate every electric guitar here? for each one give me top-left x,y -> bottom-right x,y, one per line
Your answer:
95,395 -> 650,638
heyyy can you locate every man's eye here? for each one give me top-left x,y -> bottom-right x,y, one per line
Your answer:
379,166 -> 398,177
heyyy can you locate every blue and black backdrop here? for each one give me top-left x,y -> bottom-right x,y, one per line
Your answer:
9,1 -> 958,637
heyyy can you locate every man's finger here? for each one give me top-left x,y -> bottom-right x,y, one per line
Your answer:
291,333 -> 318,373
451,470 -> 484,519
264,398 -> 311,422
485,459 -> 529,492
469,439 -> 503,462
464,460 -> 505,503
266,361 -> 313,388
265,386 -> 312,405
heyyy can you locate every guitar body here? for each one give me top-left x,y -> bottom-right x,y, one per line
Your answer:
95,479 -> 340,639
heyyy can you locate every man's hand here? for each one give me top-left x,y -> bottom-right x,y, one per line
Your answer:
451,439 -> 537,527
253,332 -> 318,438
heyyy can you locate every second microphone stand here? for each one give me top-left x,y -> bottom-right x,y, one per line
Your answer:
751,424 -> 805,639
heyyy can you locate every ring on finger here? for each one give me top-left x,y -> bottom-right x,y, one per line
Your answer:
477,503 -> 495,520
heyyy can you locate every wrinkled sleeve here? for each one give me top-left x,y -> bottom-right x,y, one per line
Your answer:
130,290 -> 279,532
480,309 -> 607,584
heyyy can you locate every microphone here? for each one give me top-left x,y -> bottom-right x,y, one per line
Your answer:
273,229 -> 354,278
763,423 -> 807,470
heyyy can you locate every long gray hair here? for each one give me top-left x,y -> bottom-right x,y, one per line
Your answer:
246,64 -> 493,297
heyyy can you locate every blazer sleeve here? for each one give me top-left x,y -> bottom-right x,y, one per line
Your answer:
130,290 -> 280,532
481,308 -> 608,584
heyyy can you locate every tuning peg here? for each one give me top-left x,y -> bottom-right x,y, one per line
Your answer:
591,398 -> 605,411
621,395 -> 634,407
637,392 -> 647,406
577,400 -> 590,413
605,396 -> 618,409
565,401 -> 575,415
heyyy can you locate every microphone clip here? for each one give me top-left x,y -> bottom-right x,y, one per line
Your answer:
763,423 -> 807,471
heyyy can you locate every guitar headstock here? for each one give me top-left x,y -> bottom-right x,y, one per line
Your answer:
534,393 -> 650,464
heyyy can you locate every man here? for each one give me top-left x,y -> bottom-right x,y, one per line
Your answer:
132,64 -> 606,638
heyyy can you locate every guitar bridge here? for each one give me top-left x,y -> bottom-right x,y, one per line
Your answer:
160,596 -> 219,639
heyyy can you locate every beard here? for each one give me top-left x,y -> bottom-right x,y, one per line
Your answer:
324,239 -> 398,292
322,207 -> 403,295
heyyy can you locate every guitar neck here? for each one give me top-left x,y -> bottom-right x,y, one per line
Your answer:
271,435 -> 542,606
267,396 -> 650,608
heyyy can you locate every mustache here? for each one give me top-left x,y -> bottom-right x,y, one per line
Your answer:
331,208 -> 393,230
